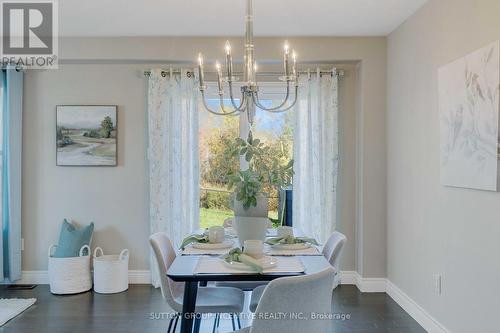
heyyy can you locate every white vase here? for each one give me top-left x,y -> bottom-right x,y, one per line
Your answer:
233,193 -> 269,218
233,216 -> 269,247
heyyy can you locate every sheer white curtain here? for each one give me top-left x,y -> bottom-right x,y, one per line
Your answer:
147,69 -> 199,287
293,70 -> 339,244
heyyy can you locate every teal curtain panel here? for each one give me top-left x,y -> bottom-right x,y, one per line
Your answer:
0,68 -> 23,282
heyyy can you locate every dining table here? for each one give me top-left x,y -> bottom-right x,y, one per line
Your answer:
167,227 -> 332,333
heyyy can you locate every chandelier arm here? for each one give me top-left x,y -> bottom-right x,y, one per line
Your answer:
253,81 -> 292,111
218,94 -> 248,115
200,91 -> 242,116
251,85 -> 298,113
228,81 -> 248,111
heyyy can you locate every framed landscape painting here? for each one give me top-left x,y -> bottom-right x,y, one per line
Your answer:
56,105 -> 117,166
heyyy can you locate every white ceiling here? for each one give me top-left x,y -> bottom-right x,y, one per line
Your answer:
59,0 -> 428,37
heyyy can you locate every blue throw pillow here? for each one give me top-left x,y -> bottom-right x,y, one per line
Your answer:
52,219 -> 94,258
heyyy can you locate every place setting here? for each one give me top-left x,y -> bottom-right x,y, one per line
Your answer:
264,226 -> 322,256
181,226 -> 235,255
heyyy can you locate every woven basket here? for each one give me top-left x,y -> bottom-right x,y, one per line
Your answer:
48,244 -> 92,295
93,247 -> 129,294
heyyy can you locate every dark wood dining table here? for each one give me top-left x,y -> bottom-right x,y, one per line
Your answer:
167,253 -> 332,333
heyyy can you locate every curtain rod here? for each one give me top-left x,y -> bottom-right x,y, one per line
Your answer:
143,69 -> 345,78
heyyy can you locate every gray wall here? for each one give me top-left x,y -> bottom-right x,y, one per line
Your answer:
387,0 -> 500,331
23,37 -> 386,275
23,64 -> 150,270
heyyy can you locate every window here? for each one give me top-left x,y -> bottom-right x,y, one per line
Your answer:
199,83 -> 293,229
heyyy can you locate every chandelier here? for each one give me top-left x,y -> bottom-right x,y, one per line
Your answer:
197,0 -> 298,124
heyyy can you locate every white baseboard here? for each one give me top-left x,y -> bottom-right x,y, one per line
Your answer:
339,270 -> 358,285
386,280 -> 450,333
14,270 -> 152,285
16,271 -> 49,284
343,274 -> 449,333
128,270 -> 151,284
339,271 -> 387,292
355,275 -> 387,293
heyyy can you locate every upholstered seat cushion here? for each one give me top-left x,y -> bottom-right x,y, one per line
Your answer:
249,285 -> 266,312
174,287 -> 245,314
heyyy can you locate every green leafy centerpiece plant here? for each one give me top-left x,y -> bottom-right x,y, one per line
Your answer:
223,131 -> 293,245
225,131 -> 293,210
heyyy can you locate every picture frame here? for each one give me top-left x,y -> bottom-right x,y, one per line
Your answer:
56,105 -> 118,166
439,41 -> 500,191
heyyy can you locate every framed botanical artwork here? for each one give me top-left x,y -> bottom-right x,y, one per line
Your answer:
56,105 -> 117,166
439,41 -> 500,191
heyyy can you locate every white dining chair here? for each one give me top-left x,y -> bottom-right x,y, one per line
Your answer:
249,231 -> 346,312
223,217 -> 233,228
322,231 -> 347,267
231,267 -> 335,333
150,232 -> 245,333
321,231 -> 347,286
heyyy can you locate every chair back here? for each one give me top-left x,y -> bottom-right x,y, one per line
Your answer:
223,218 -> 233,228
251,267 -> 335,333
149,232 -> 183,310
322,231 -> 347,271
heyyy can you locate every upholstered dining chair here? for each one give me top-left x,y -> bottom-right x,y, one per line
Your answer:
150,232 -> 245,333
231,267 -> 335,333
321,231 -> 347,284
249,231 -> 346,312
223,217 -> 233,228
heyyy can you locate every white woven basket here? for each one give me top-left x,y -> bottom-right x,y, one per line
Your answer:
48,244 -> 92,295
93,247 -> 129,294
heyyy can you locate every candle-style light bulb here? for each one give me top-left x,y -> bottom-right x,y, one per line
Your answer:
225,41 -> 233,81
292,50 -> 297,78
284,41 -> 290,55
283,41 -> 290,77
216,61 -> 223,94
198,52 -> 205,90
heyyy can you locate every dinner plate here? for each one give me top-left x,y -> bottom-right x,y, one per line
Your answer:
271,243 -> 311,250
192,240 -> 234,250
222,255 -> 277,272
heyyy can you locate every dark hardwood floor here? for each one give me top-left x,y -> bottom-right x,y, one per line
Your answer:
0,284 -> 425,333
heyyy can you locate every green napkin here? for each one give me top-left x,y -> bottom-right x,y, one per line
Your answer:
220,248 -> 264,273
265,235 -> 320,246
180,234 -> 209,249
